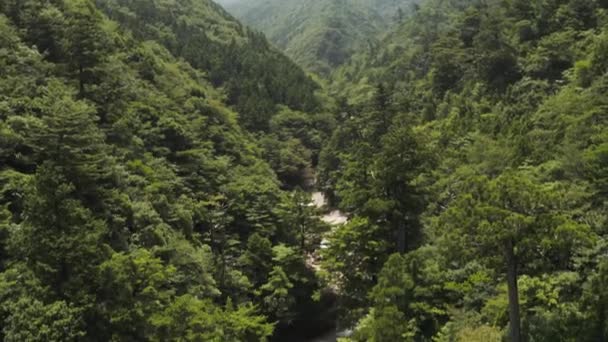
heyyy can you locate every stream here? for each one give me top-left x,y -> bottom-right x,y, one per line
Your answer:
309,330 -> 337,342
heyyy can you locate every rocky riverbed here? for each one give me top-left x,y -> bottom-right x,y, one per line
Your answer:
311,192 -> 348,225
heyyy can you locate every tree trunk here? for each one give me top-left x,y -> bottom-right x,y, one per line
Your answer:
397,221 -> 406,253
79,64 -> 85,97
597,300 -> 606,342
300,223 -> 306,251
505,239 -> 521,342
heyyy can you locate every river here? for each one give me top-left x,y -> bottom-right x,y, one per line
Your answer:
309,329 -> 353,342
309,330 -> 338,342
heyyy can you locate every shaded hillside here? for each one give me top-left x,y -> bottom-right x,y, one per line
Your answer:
96,0 -> 321,131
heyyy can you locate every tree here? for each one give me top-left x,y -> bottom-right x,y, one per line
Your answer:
395,7 -> 404,23
150,295 -> 273,341
0,205 -> 9,271
509,0 -> 534,20
258,266 -> 295,323
436,171 -> 594,342
361,254 -> 414,342
583,260 -> 608,341
584,142 -> 608,199
0,0 -> 331,340
96,249 -> 175,340
16,162 -> 107,298
2,297 -> 85,342
368,83 -> 393,142
0,264 -> 86,342
277,190 -> 326,253
350,247 -> 449,341
22,3 -> 66,62
259,135 -> 312,186
460,8 -> 481,47
7,82 -> 116,323
376,120 -> 425,253
31,82 -> 113,203
63,0 -> 109,97
239,233 -> 274,287
321,217 -> 389,324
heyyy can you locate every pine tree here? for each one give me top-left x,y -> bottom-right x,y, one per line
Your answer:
16,82 -> 112,298
31,82 -> 112,203
63,0 -> 109,97
437,171 -> 595,342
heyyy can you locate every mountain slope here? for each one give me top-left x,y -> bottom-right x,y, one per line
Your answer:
95,0 -> 321,131
0,0 -> 331,340
220,0 -> 418,75
94,0 -> 337,187
318,0 -> 608,340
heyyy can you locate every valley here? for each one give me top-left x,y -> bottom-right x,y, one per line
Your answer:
218,0 -> 419,75
0,0 -> 607,341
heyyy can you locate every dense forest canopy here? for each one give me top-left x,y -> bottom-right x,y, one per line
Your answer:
0,0 -> 607,341
0,0 -> 332,340
319,0 -> 608,341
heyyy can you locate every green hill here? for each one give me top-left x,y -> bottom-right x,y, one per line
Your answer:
220,0 -> 418,75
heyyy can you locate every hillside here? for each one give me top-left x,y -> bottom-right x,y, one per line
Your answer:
318,0 -> 608,340
220,0 -> 418,75
0,0 -> 332,340
95,0 -> 322,131
96,0 -> 338,187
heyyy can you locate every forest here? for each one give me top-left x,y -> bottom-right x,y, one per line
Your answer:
0,0 -> 607,341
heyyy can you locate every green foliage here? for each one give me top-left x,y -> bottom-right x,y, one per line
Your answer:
321,217 -> 389,323
353,254 -> 415,342
95,0 -> 321,131
3,298 -> 85,342
350,249 -> 448,341
0,264 -> 85,342
2,0 -> 608,340
320,0 -> 608,340
97,249 -> 175,339
259,266 -> 295,323
0,0 -> 330,339
150,295 -> 273,342
574,59 -> 593,87
239,233 -> 273,287
582,259 -> 608,341
433,311 -> 504,342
